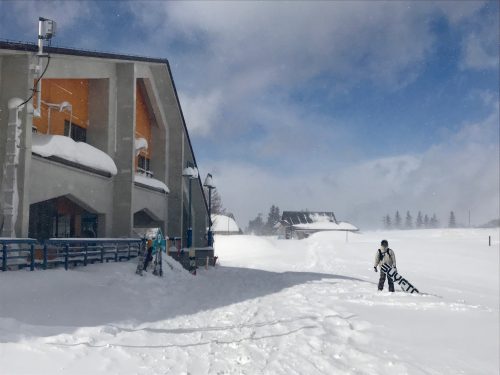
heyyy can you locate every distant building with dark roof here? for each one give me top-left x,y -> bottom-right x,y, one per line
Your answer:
280,211 -> 358,239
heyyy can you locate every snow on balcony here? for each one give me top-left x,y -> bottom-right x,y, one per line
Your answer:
32,133 -> 118,176
134,173 -> 170,194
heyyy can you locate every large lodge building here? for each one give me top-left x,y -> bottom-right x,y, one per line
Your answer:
0,40 -> 209,247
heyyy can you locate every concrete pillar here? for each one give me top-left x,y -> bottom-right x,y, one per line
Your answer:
87,79 -> 110,154
167,109 -> 185,240
112,63 -> 136,237
0,54 -> 33,237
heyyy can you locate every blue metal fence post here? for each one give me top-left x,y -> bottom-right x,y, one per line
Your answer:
30,243 -> 35,271
100,245 -> 104,263
84,243 -> 88,266
2,244 -> 7,271
114,243 -> 118,262
64,244 -> 69,270
43,243 -> 48,270
127,243 -> 131,260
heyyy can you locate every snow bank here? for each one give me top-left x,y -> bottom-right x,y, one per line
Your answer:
32,134 -> 117,175
212,214 -> 240,232
134,173 -> 169,193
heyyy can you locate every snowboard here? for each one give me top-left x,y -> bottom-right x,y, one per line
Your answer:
135,240 -> 147,276
380,263 -> 419,294
152,249 -> 163,277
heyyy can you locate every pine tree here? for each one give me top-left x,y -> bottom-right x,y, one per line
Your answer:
264,205 -> 281,234
416,211 -> 423,229
207,188 -> 225,215
430,214 -> 439,228
405,211 -> 413,229
247,214 -> 265,235
424,214 -> 429,228
448,211 -> 456,228
383,214 -> 392,229
394,210 -> 402,229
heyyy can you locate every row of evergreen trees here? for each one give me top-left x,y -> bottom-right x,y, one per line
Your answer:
383,210 -> 458,229
247,205 -> 281,235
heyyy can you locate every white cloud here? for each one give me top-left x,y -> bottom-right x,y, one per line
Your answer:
210,106 -> 499,229
8,1 -> 93,30
455,2 -> 498,71
179,91 -> 222,136
434,1 -> 486,24
127,0 -> 493,145
131,1 -> 438,90
461,33 -> 498,70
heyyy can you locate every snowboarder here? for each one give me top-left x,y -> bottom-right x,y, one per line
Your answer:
374,239 -> 396,292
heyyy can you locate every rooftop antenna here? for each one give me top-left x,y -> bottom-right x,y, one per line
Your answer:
34,17 -> 56,117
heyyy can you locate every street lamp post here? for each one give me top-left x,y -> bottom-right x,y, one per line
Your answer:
203,173 -> 215,247
182,164 -> 198,248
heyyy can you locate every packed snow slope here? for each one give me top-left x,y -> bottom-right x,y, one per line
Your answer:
0,229 -> 498,375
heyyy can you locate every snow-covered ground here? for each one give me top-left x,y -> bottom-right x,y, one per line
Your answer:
0,229 -> 498,374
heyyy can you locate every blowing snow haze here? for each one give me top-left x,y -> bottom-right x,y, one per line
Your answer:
1,1 -> 498,228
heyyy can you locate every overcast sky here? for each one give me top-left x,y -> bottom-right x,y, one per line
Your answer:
1,1 -> 498,229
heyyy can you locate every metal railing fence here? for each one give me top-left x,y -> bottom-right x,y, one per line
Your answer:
0,238 -> 144,271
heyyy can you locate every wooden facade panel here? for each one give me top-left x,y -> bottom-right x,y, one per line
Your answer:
135,82 -> 153,172
135,84 -> 152,158
33,79 -> 89,135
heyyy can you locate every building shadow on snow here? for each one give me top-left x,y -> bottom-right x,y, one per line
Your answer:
0,265 -> 372,342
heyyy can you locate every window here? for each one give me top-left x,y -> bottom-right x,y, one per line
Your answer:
64,120 -> 87,143
138,155 -> 153,177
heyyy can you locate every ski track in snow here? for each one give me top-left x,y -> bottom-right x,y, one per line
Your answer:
0,229 -> 498,374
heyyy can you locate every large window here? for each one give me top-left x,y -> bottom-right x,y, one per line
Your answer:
64,120 -> 87,143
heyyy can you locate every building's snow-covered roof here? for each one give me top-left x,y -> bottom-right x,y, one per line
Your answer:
281,210 -> 357,231
282,211 -> 337,225
211,214 -> 240,233
32,134 -> 117,176
292,221 -> 358,231
134,173 -> 169,194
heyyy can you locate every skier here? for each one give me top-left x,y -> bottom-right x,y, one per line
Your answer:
374,239 -> 396,292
